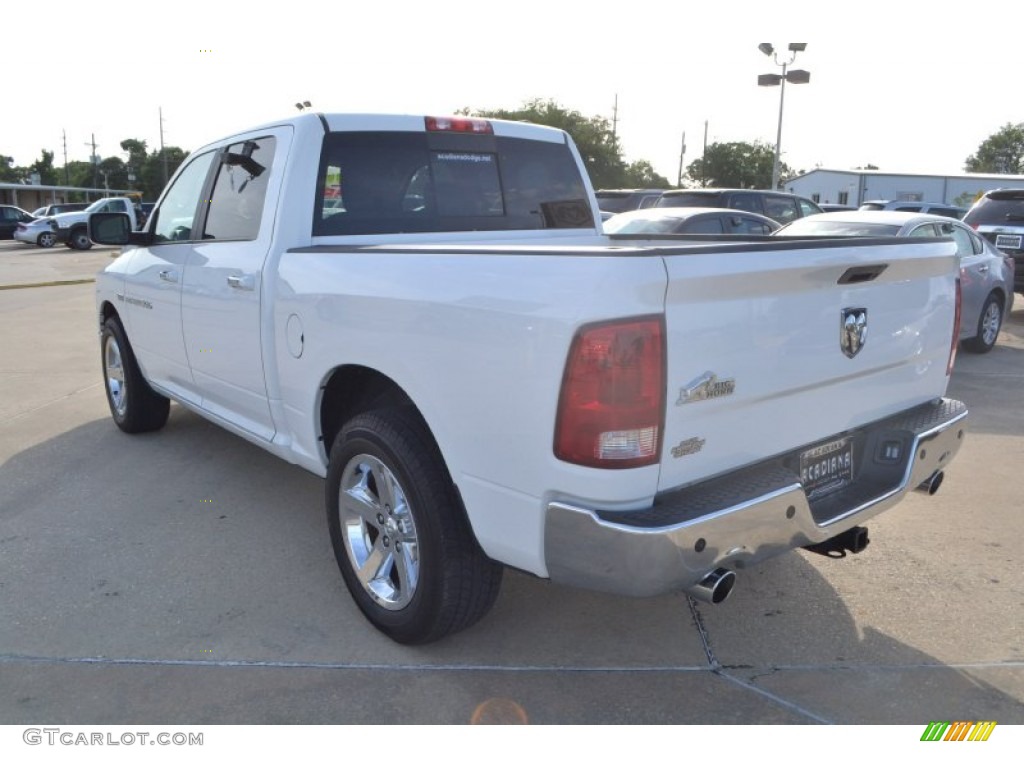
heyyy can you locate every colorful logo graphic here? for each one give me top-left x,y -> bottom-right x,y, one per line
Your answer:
920,721 -> 997,742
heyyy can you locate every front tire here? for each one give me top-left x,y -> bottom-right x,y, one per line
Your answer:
68,228 -> 92,250
963,293 -> 1003,353
37,231 -> 56,248
326,409 -> 502,644
100,315 -> 170,433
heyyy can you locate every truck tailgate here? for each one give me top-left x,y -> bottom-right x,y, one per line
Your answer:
656,237 -> 958,494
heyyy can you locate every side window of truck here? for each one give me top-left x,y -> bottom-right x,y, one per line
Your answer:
203,137 -> 276,241
153,151 -> 217,243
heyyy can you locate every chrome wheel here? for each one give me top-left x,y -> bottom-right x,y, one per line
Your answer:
339,453 -> 420,610
37,231 -> 56,248
981,299 -> 1001,347
104,334 -> 127,418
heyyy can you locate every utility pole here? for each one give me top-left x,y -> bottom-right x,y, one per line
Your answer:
676,132 -> 686,188
702,120 -> 708,188
62,130 -> 69,185
610,94 -> 619,156
159,107 -> 169,186
85,134 -> 99,189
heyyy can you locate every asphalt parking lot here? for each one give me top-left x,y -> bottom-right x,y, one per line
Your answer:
1,240 -> 1022,725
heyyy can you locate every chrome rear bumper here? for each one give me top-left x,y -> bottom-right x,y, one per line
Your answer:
544,398 -> 967,597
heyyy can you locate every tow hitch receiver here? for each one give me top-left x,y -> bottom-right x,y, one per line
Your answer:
803,526 -> 870,558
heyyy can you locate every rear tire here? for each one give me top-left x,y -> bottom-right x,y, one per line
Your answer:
100,315 -> 170,433
68,228 -> 92,250
37,231 -> 56,248
326,409 -> 503,644
963,293 -> 1003,353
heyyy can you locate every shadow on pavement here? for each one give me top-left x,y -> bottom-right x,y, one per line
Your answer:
0,405 -> 1021,724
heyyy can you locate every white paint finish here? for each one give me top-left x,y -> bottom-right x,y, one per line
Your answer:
657,239 -> 958,493
117,245 -> 194,398
94,114 -> 963,580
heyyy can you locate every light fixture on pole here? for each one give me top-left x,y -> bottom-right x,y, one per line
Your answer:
757,43 -> 810,191
295,100 -> 312,111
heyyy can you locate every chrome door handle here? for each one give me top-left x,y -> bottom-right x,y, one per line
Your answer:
158,269 -> 178,283
227,274 -> 255,291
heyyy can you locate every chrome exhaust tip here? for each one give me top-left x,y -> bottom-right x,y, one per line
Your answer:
915,471 -> 944,496
686,568 -> 736,605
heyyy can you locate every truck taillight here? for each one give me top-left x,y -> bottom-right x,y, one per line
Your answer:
424,116 -> 493,134
948,277 -> 961,375
554,317 -> 664,469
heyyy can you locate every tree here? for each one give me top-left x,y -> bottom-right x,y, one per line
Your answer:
121,138 -> 148,189
622,160 -> 671,189
98,157 -> 128,190
30,150 -> 59,185
685,141 -> 791,189
63,161 -> 95,190
141,146 -> 187,200
0,154 -> 18,182
965,123 -> 1024,174
461,98 -> 668,190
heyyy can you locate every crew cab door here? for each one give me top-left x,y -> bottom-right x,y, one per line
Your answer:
121,150 -> 218,399
180,129 -> 289,441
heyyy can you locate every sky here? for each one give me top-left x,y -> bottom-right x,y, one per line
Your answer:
5,1 -> 1020,186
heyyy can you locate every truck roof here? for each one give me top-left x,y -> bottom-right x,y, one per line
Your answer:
197,112 -> 570,154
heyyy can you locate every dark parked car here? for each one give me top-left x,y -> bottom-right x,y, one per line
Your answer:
963,188 -> 1024,294
655,188 -> 822,225
595,188 -> 665,214
30,203 -> 88,218
604,206 -> 780,236
0,205 -> 35,239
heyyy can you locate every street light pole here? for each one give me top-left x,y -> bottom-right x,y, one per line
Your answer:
772,61 -> 787,192
757,43 -> 810,191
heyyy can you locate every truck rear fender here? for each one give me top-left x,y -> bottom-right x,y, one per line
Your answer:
316,363 -> 483,547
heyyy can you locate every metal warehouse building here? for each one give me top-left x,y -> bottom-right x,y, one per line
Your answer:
784,169 -> 1024,209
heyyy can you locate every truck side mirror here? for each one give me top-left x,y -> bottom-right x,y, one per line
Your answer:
90,212 -> 153,246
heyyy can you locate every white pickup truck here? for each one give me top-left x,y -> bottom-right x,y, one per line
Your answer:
90,113 -> 968,644
50,197 -> 141,250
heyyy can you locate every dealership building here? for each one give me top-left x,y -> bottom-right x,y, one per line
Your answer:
784,169 -> 1024,209
1,182 -> 138,213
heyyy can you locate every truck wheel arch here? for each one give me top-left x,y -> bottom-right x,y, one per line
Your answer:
317,365 -> 474,528
319,365 -> 418,460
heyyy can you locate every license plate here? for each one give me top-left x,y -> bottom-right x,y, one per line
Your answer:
800,437 -> 854,499
995,234 -> 1022,250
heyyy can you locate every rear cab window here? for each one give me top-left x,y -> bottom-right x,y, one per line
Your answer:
313,129 -> 591,236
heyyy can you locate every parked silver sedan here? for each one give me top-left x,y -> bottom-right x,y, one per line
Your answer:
776,211 -> 1015,353
604,206 -> 780,236
14,217 -> 61,248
